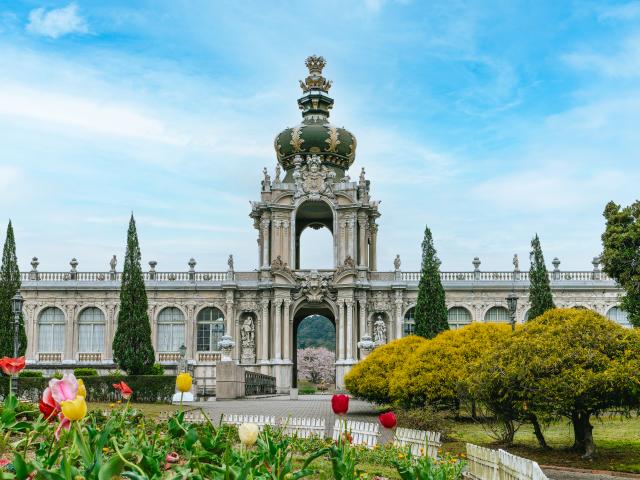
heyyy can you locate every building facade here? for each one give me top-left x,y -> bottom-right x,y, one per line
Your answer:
19,56 -> 627,393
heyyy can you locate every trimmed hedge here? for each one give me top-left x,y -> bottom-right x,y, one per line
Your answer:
0,375 -> 177,403
74,367 -> 98,377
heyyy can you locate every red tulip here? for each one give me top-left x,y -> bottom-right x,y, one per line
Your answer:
165,452 -> 179,464
378,411 -> 397,429
331,394 -> 349,416
0,356 -> 25,375
113,381 -> 133,400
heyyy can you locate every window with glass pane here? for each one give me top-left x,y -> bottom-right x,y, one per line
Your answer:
197,307 -> 225,351
607,306 -> 631,328
157,307 -> 185,352
38,307 -> 65,353
447,307 -> 472,329
484,306 -> 510,323
403,308 -> 415,336
78,307 -> 105,353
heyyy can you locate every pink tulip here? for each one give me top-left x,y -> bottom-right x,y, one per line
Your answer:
54,414 -> 71,440
49,373 -> 79,405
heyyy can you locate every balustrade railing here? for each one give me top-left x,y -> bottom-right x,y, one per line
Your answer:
245,370 -> 276,396
21,269 -> 612,284
78,353 -> 101,362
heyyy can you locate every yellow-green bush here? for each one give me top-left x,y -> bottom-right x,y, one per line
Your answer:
389,323 -> 511,408
344,335 -> 427,404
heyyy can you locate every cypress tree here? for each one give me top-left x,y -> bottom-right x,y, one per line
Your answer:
414,225 -> 449,338
0,221 -> 27,357
528,233 -> 555,320
112,215 -> 155,374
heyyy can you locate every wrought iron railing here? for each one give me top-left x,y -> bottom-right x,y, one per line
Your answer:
244,370 -> 276,396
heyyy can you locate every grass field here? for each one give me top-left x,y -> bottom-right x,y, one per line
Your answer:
444,414 -> 640,473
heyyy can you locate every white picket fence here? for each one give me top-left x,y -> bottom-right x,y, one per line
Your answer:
280,417 -> 326,438
332,419 -> 380,448
466,443 -> 548,480
222,414 -> 277,431
393,427 -> 441,459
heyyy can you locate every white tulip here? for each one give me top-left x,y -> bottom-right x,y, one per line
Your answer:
238,422 -> 259,446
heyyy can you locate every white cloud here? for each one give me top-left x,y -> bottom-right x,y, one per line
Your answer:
0,165 -> 22,199
26,3 -> 88,39
598,1 -> 640,21
563,34 -> 640,78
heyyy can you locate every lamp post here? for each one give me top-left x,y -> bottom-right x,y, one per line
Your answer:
506,292 -> 518,332
11,292 -> 24,358
178,344 -> 187,373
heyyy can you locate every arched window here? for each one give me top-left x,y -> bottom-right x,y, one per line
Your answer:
447,307 -> 472,329
197,307 -> 225,351
78,307 -> 105,353
403,308 -> 416,336
607,306 -> 631,328
524,309 -> 531,322
157,307 -> 185,352
484,306 -> 510,323
38,307 -> 65,353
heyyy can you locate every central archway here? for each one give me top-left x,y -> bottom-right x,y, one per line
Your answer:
292,302 -> 336,389
294,200 -> 335,269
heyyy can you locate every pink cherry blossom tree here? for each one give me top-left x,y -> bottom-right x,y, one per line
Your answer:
297,347 -> 335,384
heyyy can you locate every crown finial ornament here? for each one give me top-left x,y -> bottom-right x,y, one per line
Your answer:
299,55 -> 332,93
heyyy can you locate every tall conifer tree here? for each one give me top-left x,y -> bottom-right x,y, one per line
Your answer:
0,221 -> 27,357
112,215 -> 155,374
528,234 -> 555,321
414,226 -> 449,338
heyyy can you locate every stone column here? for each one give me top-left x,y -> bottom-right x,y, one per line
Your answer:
105,303 -> 116,361
272,220 -> 280,263
260,300 -> 269,363
261,217 -> 271,267
346,300 -> 354,360
283,299 -> 291,361
274,298 -> 282,361
185,304 -> 196,359
395,291 -> 403,340
282,220 -> 290,265
358,214 -> 368,267
64,304 -> 75,362
358,295 -> 367,338
339,219 -> 347,264
225,291 -> 236,358
338,300 -> 346,360
369,223 -> 378,271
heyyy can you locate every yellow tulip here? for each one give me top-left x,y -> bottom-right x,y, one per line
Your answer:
238,422 -> 259,446
176,373 -> 192,393
77,379 -> 87,398
61,396 -> 87,421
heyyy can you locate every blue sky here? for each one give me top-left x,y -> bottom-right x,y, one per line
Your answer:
0,0 -> 639,272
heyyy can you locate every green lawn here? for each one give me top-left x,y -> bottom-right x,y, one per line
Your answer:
444,415 -> 640,473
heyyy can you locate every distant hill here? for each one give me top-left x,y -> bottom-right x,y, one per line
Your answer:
297,315 -> 335,352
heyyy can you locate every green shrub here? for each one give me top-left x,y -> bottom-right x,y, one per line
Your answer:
299,385 -> 316,395
345,335 -> 428,404
19,370 -> 43,378
74,367 -> 98,377
149,363 -> 165,375
52,371 -> 63,380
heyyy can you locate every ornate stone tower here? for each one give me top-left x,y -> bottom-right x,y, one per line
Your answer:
251,55 -> 380,274
250,56 -> 381,390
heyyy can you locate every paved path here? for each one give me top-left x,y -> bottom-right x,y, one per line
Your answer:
543,468 -> 640,480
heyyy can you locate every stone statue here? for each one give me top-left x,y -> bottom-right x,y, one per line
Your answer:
275,164 -> 281,183
262,167 -> 271,191
394,254 -> 401,271
227,254 -> 234,272
373,316 -> 387,345
110,255 -> 117,272
513,254 -> 519,271
359,167 -> 366,184
241,316 -> 256,363
344,255 -> 355,269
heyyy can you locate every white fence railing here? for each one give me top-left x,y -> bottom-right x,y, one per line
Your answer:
466,443 -> 548,480
394,427 -> 441,459
332,419 -> 380,448
280,417 -> 326,438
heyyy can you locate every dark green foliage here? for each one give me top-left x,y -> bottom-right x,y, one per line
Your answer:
601,201 -> 640,327
1,375 -> 176,403
297,315 -> 335,351
18,370 -> 43,378
414,226 -> 449,338
528,234 -> 555,321
149,363 -> 165,375
0,221 -> 27,357
73,367 -> 98,377
112,215 -> 155,374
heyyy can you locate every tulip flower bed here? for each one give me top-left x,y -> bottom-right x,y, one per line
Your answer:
0,357 -> 465,479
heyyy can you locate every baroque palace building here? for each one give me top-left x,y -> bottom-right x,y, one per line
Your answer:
19,56 -> 627,393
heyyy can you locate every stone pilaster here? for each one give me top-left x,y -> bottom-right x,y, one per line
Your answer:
283,299 -> 291,361
274,298 -> 282,361
260,300 -> 270,363
395,290 -> 403,339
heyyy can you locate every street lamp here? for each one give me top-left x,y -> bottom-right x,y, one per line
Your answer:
11,292 -> 24,358
178,344 -> 187,373
506,292 -> 518,332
